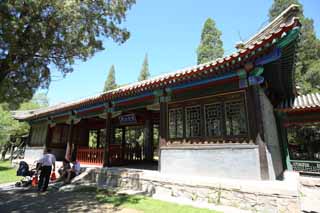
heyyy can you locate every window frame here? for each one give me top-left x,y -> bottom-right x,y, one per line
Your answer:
168,107 -> 184,139
204,102 -> 223,138
167,91 -> 249,141
224,98 -> 249,138
185,105 -> 202,138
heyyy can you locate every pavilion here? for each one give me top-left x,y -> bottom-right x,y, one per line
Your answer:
15,5 -> 302,180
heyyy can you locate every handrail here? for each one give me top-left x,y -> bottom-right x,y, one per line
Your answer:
77,147 -> 104,165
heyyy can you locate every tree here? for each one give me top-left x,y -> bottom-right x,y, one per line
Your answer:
269,0 -> 320,94
0,0 -> 135,109
138,54 -> 150,81
104,65 -> 117,92
0,93 -> 48,159
197,18 -> 224,64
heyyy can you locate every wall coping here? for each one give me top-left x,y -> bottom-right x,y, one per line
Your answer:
161,144 -> 258,150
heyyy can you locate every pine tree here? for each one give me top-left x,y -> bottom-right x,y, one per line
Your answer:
197,18 -> 224,65
103,65 -> 117,92
138,54 -> 150,81
269,0 -> 320,94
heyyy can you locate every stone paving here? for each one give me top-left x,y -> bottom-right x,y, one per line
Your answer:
0,183 -> 140,213
300,176 -> 320,213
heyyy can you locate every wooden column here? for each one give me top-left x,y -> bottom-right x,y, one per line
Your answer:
103,104 -> 112,167
275,112 -> 292,171
27,125 -> 33,146
122,127 -> 126,160
250,86 -> 269,180
158,94 -> 168,171
45,123 -> 51,148
67,119 -> 75,160
144,116 -> 153,161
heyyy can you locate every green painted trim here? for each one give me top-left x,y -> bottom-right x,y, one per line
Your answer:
160,96 -> 171,103
250,67 -> 264,77
237,69 -> 247,79
276,27 -> 300,49
290,160 -> 320,164
275,111 -> 293,171
153,89 -> 164,97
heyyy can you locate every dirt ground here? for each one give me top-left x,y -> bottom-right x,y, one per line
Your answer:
0,185 -> 140,213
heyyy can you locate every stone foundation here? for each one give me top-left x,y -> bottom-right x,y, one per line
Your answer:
86,168 -> 300,213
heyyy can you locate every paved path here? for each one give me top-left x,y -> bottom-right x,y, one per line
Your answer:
0,184 -> 140,213
301,185 -> 320,213
300,176 -> 320,213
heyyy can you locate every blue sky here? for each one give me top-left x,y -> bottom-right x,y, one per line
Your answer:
44,0 -> 320,105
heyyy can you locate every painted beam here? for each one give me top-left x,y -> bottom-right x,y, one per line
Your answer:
255,48 -> 281,66
166,72 -> 239,93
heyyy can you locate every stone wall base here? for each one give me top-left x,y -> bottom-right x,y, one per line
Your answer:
87,168 -> 300,213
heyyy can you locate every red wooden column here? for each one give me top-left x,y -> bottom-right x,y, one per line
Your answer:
67,118 -> 74,160
158,93 -> 169,171
103,103 -> 112,167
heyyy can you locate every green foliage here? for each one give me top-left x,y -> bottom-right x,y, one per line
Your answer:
0,160 -> 21,184
269,0 -> 302,21
103,65 -> 117,92
269,0 -> 320,94
138,54 -> 150,81
301,60 -> 320,94
89,130 -> 98,148
0,0 -> 135,109
0,104 -> 19,146
197,18 -> 224,65
0,93 -> 48,146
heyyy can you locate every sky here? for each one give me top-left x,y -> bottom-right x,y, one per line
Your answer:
43,0 -> 320,106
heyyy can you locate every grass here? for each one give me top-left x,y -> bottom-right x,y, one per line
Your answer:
96,190 -> 221,213
0,160 -> 21,184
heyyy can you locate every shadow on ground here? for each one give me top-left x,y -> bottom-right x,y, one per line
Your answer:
0,166 -> 11,172
0,187 -> 105,213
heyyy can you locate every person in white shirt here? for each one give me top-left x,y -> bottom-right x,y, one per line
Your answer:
37,148 -> 56,192
65,159 -> 80,184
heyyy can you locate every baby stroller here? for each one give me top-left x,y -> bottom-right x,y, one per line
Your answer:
15,161 -> 38,187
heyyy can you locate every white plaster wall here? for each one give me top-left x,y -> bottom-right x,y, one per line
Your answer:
259,89 -> 284,179
23,146 -> 45,163
160,145 -> 261,180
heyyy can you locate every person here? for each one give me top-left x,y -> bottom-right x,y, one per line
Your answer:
64,159 -> 80,184
37,148 -> 56,192
55,159 -> 71,182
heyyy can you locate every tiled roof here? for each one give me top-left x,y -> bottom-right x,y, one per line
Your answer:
278,93 -> 320,113
16,5 -> 301,121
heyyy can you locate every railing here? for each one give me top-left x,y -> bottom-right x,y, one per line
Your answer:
76,143 -> 144,166
291,160 -> 320,174
77,147 -> 104,166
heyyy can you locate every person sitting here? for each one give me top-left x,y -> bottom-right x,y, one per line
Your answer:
64,159 -> 80,184
55,159 -> 71,182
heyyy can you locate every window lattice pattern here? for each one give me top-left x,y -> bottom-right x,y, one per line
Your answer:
225,100 -> 247,136
169,108 -> 183,138
186,106 -> 201,137
205,103 -> 222,137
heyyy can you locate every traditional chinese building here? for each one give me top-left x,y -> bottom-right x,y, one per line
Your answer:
277,93 -> 320,175
15,5 -> 302,180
